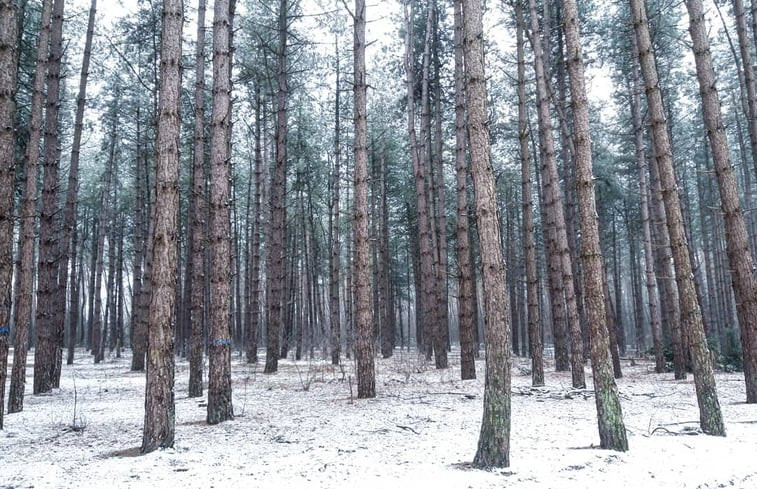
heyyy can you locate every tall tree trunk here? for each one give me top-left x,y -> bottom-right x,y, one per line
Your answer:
93,113 -> 118,365
57,0 -> 96,372
66,204 -> 81,365
264,0 -> 289,374
686,0 -> 757,404
353,0 -> 375,399
515,0 -> 543,387
248,83 -> 263,364
329,33 -> 342,365
9,0 -> 52,411
733,0 -> 757,181
630,35 -> 664,372
188,0 -> 207,397
33,0 -> 64,394
207,0 -> 235,424
454,0 -> 476,381
464,0 -> 512,468
611,215 -> 627,356
562,0 -> 628,451
379,151 -> 393,358
0,0 -> 19,431
527,0 -> 583,386
131,109 -> 148,372
141,0 -> 182,453
405,2 -> 438,365
432,0 -> 449,360
648,137 -> 685,379
631,0 -> 726,435
115,219 -> 124,357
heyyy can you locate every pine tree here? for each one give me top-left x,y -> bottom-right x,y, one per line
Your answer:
464,0 -> 512,468
353,0 -> 375,399
630,0 -> 726,435
0,0 -> 19,431
562,0 -> 628,451
684,0 -> 757,405
207,0 -> 235,424
142,0 -> 183,453
454,0 -> 476,381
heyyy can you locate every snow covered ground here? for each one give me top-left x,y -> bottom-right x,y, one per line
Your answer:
1,348 -> 755,488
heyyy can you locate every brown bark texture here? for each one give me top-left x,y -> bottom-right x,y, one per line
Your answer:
353,0 -> 375,399
207,0 -> 235,424
188,0 -> 207,398
33,0 -> 64,394
9,0 -> 52,411
454,0 -> 476,381
527,0 -> 576,379
0,0 -> 18,431
515,0 -> 544,388
264,0 -> 288,374
562,0 -> 628,451
630,36 -> 664,373
463,0 -> 512,469
141,0 -> 182,453
630,0 -> 725,435
686,0 -> 757,404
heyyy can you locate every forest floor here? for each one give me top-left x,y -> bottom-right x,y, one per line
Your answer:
1,348 -> 756,489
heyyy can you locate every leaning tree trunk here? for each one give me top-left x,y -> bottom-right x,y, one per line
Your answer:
34,0 -> 64,395
57,0 -> 96,371
630,33 -> 664,373
454,0 -> 476,381
527,0 -> 571,377
515,0 -> 544,388
0,0 -> 19,431
733,0 -> 757,182
8,0 -> 52,412
463,0 -> 512,469
141,0 -> 182,453
188,0 -> 207,397
207,0 -> 235,424
562,0 -> 628,451
630,0 -> 726,435
264,0 -> 289,375
686,0 -> 757,404
353,0 -> 375,399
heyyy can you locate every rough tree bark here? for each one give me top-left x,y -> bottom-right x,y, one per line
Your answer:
0,0 -> 18,431
264,0 -> 288,374
207,0 -> 235,424
9,0 -> 52,411
33,0 -> 64,394
685,0 -> 757,404
56,0 -> 96,370
515,0 -> 544,388
630,0 -> 726,435
353,0 -> 375,399
141,0 -> 182,453
329,31 -> 341,365
464,0 -> 512,468
248,83 -> 263,365
454,0 -> 476,381
527,0 -> 583,385
562,0 -> 628,451
188,0 -> 207,397
630,33 -> 664,373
